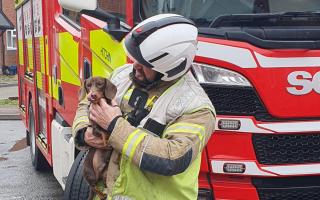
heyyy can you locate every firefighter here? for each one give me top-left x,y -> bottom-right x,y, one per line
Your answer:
72,14 -> 216,200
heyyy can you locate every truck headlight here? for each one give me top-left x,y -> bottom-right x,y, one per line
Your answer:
192,63 -> 252,87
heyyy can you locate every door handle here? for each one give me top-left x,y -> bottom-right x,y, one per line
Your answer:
83,58 -> 92,79
53,64 -> 57,84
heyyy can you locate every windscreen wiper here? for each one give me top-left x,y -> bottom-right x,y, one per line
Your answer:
210,12 -> 320,28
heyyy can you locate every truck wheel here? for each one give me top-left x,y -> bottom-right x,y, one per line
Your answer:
64,150 -> 90,200
28,103 -> 48,171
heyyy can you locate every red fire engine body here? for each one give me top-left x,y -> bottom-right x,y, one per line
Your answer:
16,0 -> 320,199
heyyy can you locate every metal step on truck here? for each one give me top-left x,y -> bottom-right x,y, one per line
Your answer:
16,0 -> 320,199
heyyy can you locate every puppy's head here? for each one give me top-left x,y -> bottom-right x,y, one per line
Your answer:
79,77 -> 117,104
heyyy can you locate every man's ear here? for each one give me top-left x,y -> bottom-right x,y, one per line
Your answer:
79,79 -> 87,101
104,79 -> 117,100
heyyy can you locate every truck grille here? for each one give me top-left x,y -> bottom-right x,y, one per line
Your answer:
201,85 -> 274,121
252,133 -> 320,165
252,176 -> 320,200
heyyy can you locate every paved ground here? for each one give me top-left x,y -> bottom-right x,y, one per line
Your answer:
0,84 -> 20,120
0,120 -> 64,199
0,85 -> 18,100
0,80 -> 63,199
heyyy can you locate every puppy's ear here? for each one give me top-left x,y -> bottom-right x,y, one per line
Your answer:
79,79 -> 87,101
104,78 -> 117,100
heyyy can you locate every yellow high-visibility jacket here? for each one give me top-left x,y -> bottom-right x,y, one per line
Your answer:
72,64 -> 216,200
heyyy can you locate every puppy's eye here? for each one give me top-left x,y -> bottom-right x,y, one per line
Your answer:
86,83 -> 92,88
97,82 -> 103,87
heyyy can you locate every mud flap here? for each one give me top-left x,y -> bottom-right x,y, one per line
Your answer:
51,119 -> 75,189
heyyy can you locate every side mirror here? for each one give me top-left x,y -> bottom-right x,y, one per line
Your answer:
58,0 -> 97,12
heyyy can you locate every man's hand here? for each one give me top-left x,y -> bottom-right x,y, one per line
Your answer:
89,99 -> 122,131
84,127 -> 107,149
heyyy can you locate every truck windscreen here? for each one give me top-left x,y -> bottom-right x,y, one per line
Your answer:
140,0 -> 320,27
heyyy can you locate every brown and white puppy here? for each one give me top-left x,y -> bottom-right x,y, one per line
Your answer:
79,76 -> 117,200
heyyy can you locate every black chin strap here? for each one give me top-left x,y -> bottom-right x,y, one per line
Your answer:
130,69 -> 163,90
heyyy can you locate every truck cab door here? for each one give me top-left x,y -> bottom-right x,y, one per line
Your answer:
80,0 -> 128,80
52,9 -> 82,124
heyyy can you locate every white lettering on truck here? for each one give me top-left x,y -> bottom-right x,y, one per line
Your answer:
287,71 -> 320,95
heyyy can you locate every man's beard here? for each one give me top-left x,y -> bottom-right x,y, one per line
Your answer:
130,69 -> 163,90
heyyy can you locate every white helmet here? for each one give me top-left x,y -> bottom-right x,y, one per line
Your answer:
123,14 -> 198,81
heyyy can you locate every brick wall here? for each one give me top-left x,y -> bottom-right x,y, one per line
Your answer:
0,0 -> 16,67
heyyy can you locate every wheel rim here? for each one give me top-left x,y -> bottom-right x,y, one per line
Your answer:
29,108 -> 36,160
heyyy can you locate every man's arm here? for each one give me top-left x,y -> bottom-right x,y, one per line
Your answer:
108,109 -> 215,176
72,98 -> 91,150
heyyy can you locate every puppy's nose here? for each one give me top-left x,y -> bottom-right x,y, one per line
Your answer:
91,93 -> 97,100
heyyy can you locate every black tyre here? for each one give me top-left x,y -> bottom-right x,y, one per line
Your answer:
64,150 -> 90,200
28,103 -> 49,171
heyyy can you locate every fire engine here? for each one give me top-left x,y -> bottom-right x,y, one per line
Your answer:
15,0 -> 320,199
